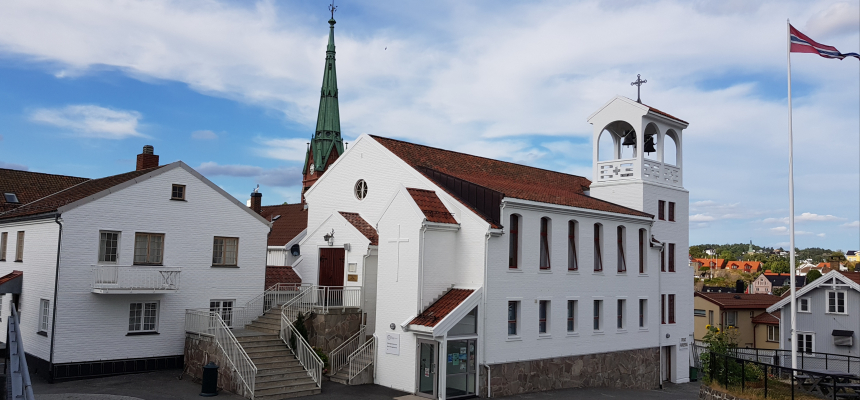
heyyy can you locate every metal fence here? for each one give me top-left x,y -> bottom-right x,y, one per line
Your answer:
7,306 -> 35,400
703,350 -> 860,399
693,343 -> 860,376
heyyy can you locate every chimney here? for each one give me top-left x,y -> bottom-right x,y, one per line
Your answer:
136,145 -> 159,171
250,190 -> 262,214
735,279 -> 745,294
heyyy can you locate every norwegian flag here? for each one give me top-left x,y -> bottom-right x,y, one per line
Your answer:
790,24 -> 859,60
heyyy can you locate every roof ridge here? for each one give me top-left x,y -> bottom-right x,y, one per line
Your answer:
371,135 -> 592,182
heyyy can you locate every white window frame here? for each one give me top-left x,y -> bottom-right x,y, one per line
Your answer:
567,300 -> 577,333
0,232 -> 7,261
726,311 -> 738,328
538,300 -> 550,335
15,231 -> 24,262
39,299 -> 50,333
694,309 -> 706,317
767,325 -> 779,342
212,237 -> 239,266
133,233 -> 164,265
826,290 -> 847,315
507,301 -> 520,337
98,231 -> 121,264
593,299 -> 603,332
797,332 -> 815,353
210,299 -> 235,327
617,299 -> 626,330
128,301 -> 159,333
639,298 -> 648,328
798,298 -> 810,313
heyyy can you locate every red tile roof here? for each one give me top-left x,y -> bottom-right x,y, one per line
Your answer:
695,292 -> 781,310
265,266 -> 301,287
0,169 -> 89,213
371,136 -> 652,224
692,258 -> 726,269
839,271 -> 860,285
726,261 -> 763,273
410,289 -> 475,327
751,311 -> 780,325
339,212 -> 378,246
0,270 -> 23,285
406,188 -> 457,224
260,203 -> 307,246
0,166 -> 163,220
646,105 -> 688,124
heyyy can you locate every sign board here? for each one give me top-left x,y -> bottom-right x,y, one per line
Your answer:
347,274 -> 358,282
386,333 -> 400,355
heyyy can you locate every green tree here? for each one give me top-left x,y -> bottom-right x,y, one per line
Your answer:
765,259 -> 790,274
805,269 -> 822,284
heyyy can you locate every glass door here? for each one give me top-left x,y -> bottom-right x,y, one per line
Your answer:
417,340 -> 437,398
446,338 -> 477,398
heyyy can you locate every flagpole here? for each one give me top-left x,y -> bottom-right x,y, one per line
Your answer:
787,18 -> 798,371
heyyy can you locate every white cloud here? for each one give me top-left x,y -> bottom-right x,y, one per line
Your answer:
195,162 -> 300,188
192,130 -> 218,140
256,138 -> 309,162
817,233 -> 826,238
0,161 -> 27,171
770,226 -> 788,234
690,214 -> 715,222
763,217 -> 788,224
806,2 -> 860,37
841,221 -> 860,228
796,212 -> 842,222
29,105 -> 144,139
769,226 -> 818,236
197,161 -> 262,177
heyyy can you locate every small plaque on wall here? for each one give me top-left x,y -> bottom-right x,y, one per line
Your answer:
347,274 -> 358,282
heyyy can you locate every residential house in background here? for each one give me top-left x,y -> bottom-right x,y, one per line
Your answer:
750,272 -> 805,294
768,271 -> 860,357
260,203 -> 306,288
694,292 -> 781,349
725,261 -> 762,274
692,258 -> 726,270
0,146 -> 270,382
847,251 -> 859,263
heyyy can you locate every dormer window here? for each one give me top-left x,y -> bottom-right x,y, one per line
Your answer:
3,193 -> 18,203
171,184 -> 186,200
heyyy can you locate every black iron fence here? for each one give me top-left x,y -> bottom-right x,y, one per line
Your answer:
704,351 -> 860,400
693,342 -> 860,376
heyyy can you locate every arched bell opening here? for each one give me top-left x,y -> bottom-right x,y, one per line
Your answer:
643,123 -> 660,161
664,129 -> 679,166
597,120 -> 637,161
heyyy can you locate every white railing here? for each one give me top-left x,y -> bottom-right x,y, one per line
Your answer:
92,266 -> 180,293
185,309 -> 257,398
596,160 -> 635,182
662,164 -> 681,186
281,285 -> 318,322
329,325 -> 366,375
348,335 -> 376,384
240,283 -> 308,327
280,285 -> 361,322
8,306 -> 35,400
267,248 -> 289,266
280,312 -> 323,387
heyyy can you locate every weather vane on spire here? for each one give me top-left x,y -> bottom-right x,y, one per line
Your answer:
631,74 -> 647,103
329,2 -> 337,19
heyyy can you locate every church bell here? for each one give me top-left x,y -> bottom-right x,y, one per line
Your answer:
643,133 -> 657,154
621,130 -> 636,147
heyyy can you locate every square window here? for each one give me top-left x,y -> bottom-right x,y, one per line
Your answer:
799,298 -> 810,312
171,184 -> 185,200
133,233 -> 164,265
129,302 -> 159,332
99,231 -> 120,263
212,237 -> 239,266
797,333 -> 814,353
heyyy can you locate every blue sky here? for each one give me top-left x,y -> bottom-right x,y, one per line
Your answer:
0,0 -> 858,250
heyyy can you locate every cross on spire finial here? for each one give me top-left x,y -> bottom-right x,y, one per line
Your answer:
329,2 -> 337,19
630,74 -> 647,103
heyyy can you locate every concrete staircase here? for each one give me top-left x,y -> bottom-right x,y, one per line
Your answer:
237,309 -> 320,399
328,349 -> 373,385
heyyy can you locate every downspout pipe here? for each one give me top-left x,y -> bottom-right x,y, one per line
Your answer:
50,214 -> 62,382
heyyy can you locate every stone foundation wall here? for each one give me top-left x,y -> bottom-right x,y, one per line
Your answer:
479,347 -> 660,397
184,333 -> 251,399
699,384 -> 750,400
306,310 -> 363,352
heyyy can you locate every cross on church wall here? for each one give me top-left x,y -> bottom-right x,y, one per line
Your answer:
388,224 -> 409,282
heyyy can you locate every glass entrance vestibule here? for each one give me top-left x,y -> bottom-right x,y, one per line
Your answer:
415,306 -> 479,399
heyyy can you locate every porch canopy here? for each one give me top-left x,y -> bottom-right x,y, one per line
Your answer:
0,270 -> 22,294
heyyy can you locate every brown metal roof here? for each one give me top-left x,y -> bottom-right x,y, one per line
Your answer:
410,289 -> 475,327
406,188 -> 457,224
751,311 -> 780,325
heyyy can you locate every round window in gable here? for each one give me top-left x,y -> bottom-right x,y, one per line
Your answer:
354,179 -> 368,200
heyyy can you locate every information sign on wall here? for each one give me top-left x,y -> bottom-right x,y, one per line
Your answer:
386,333 -> 400,355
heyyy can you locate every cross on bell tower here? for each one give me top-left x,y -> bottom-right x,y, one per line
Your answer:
631,74 -> 647,103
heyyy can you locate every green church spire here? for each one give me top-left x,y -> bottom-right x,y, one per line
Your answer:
304,16 -> 344,175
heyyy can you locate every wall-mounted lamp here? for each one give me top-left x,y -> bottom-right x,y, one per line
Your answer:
290,244 -> 300,257
323,229 -> 335,246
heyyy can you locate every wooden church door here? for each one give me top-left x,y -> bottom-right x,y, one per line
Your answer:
318,248 -> 345,287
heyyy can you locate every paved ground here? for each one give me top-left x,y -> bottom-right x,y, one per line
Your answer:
32,369 -> 700,399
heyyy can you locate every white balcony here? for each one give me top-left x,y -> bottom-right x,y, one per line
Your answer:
92,266 -> 181,294
596,159 -> 682,188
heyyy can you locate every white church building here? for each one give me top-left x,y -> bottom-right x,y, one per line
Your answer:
292,95 -> 693,398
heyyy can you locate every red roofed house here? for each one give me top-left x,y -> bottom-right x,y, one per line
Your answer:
694,292 -> 781,349
292,93 -> 693,397
725,261 -> 762,274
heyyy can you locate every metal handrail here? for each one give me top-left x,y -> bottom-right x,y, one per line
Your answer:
281,285 -> 318,322
329,325 -> 365,375
241,283 -> 308,327
185,309 -> 257,398
280,312 -> 323,387
348,335 -> 376,384
9,306 -> 35,400
91,265 -> 181,291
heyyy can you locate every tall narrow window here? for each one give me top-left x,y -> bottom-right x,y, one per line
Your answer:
15,231 -> 24,262
708,310 -> 713,325
658,200 -> 666,220
134,233 -> 164,265
212,237 -> 239,266
668,202 -> 675,222
538,300 -> 549,333
568,221 -> 578,271
668,294 -> 676,324
594,224 -> 603,272
639,299 -> 647,328
567,300 -> 577,332
617,299 -> 625,329
509,215 -> 520,269
828,291 -> 846,314
99,231 -> 120,263
638,229 -> 646,273
508,301 -> 519,335
0,232 -> 6,261
668,243 -> 676,272
661,249 -> 666,272
617,226 -> 627,273
39,299 -> 50,333
661,294 -> 666,324
539,218 -> 551,270
593,300 -> 602,331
